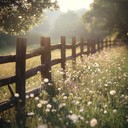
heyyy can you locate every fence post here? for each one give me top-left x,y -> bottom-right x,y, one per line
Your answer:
105,39 -> 108,48
109,39 -> 112,48
61,36 -> 66,79
72,36 -> 76,67
101,39 -> 104,50
40,37 -> 51,81
97,39 -> 100,52
91,40 -> 96,54
87,39 -> 91,55
16,38 -> 26,127
80,37 -> 84,58
94,40 -> 96,53
16,38 -> 26,110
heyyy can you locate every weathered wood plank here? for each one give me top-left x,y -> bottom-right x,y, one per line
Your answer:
0,55 -> 16,64
26,64 -> 45,79
26,47 -> 44,59
51,44 -> 61,51
75,52 -> 81,58
61,36 -> 66,79
16,38 -> 26,110
0,75 -> 16,87
51,58 -> 61,66
40,37 -> 51,80
66,56 -> 73,61
0,99 -> 16,112
75,43 -> 80,48
65,44 -> 72,49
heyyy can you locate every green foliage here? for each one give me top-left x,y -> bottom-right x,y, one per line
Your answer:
83,0 -> 128,39
0,0 -> 59,35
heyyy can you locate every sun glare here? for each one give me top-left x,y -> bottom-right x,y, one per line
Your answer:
57,0 -> 93,12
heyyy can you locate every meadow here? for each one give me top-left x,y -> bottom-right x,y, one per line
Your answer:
0,46 -> 128,128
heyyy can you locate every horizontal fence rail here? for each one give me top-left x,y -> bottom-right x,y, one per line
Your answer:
0,36 -> 122,112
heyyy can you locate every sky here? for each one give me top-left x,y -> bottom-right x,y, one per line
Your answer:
57,0 -> 94,12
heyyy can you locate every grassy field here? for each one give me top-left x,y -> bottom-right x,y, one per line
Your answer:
0,46 -> 128,128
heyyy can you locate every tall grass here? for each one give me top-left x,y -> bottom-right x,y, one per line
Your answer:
0,46 -> 128,128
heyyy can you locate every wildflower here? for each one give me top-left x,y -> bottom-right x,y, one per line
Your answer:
90,118 -> 98,127
110,90 -> 116,95
59,103 -> 66,108
58,88 -> 61,91
104,84 -> 109,87
86,120 -> 89,124
40,100 -> 48,105
30,93 -> 34,98
47,104 -> 52,109
37,103 -> 42,108
26,95 -> 29,99
69,110 -> 73,114
52,97 -> 57,102
63,96 -> 68,100
51,109 -> 56,112
37,124 -> 48,128
68,114 -> 79,123
104,110 -> 107,114
43,78 -> 49,83
35,97 -> 39,101
75,101 -> 80,105
104,104 -> 108,108
87,101 -> 92,106
46,108 -> 50,112
27,112 -> 35,116
79,108 -> 84,112
113,109 -> 117,113
14,93 -> 19,98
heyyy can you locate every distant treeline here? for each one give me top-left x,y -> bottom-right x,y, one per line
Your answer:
0,33 -> 16,48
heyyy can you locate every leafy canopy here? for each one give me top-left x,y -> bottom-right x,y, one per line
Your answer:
83,0 -> 128,39
0,0 -> 59,35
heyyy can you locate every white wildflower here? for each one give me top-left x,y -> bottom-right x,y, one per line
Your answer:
43,78 -> 49,83
47,104 -> 52,109
39,100 -> 48,105
37,124 -> 48,128
30,93 -> 34,98
104,110 -> 107,114
110,90 -> 116,95
113,109 -> 117,113
90,118 -> 98,127
27,112 -> 35,116
68,114 -> 79,123
35,97 -> 39,101
63,96 -> 67,100
87,101 -> 92,106
14,93 -> 19,98
46,108 -> 50,112
37,103 -> 42,108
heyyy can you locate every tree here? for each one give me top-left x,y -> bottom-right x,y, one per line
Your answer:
0,0 -> 59,35
49,10 -> 88,38
83,0 -> 128,40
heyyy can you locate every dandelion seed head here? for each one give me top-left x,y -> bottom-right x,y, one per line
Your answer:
90,118 -> 98,127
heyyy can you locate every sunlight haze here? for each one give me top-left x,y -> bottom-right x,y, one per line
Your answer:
57,0 -> 93,12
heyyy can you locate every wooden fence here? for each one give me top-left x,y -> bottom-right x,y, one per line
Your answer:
0,36 -> 118,112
